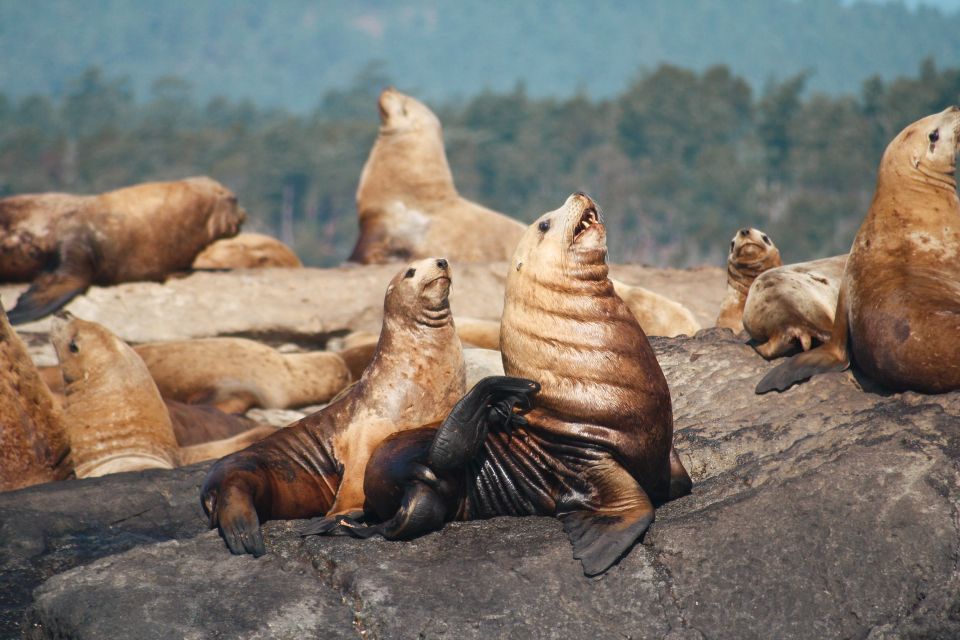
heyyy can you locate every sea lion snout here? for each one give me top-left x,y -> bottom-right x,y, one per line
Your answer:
436,258 -> 448,270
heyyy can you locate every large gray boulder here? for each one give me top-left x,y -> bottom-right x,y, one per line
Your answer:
4,330 -> 958,639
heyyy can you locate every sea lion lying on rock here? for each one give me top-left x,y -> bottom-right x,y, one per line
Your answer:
200,258 -> 466,556
743,254 -> 847,358
309,193 -> 692,577
51,315 -> 275,478
134,338 -> 352,414
1,176 -> 246,323
716,228 -> 782,332
758,107 -> 960,393
192,233 -> 302,269
349,87 -> 526,264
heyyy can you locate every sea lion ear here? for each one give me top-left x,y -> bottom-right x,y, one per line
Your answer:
911,151 -> 921,169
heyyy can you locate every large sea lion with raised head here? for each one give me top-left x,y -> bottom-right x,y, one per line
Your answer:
2,176 -> 246,323
200,258 -> 466,556
0,303 -> 71,492
757,107 -> 960,393
192,232 -> 302,269
51,315 -> 275,477
716,227 -> 782,332
349,88 -> 526,264
743,254 -> 847,358
309,193 -> 692,577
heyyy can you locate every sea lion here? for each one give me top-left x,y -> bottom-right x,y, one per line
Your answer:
757,107 -> 960,394
309,193 -> 692,577
200,258 -> 466,556
51,315 -> 275,478
611,278 -> 701,337
134,338 -> 352,414
743,254 -> 847,358
192,233 -> 302,269
716,228 -> 782,332
349,87 -> 526,264
0,303 -> 71,492
2,176 -> 246,324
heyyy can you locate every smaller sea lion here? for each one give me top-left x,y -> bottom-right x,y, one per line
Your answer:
200,258 -> 466,556
758,107 -> 960,394
0,303 -> 70,492
743,254 -> 847,358
3,176 -> 246,324
716,228 -> 782,332
350,87 -> 526,264
51,315 -> 275,477
192,233 -> 302,269
610,278 -> 701,337
134,338 -> 352,414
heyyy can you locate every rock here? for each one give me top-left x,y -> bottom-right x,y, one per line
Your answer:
8,330 -> 957,638
1,263 -> 724,365
463,348 -> 504,388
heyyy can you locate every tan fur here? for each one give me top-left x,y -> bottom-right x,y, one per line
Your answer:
51,316 -> 276,477
610,278 -> 701,337
349,88 -> 525,263
716,228 -> 783,332
743,254 -> 847,359
134,338 -> 352,412
192,233 -> 302,269
0,304 -> 71,491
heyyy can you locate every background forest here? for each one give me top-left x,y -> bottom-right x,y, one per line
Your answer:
2,59 -> 959,267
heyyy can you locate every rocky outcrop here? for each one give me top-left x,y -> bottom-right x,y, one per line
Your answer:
4,330 -> 958,639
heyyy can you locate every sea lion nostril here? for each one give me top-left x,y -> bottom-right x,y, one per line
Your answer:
436,259 -> 448,270
739,229 -> 749,236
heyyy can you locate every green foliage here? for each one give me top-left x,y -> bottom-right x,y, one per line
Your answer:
1,60 -> 958,268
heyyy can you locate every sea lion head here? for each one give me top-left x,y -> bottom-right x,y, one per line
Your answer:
728,227 -> 781,276
377,87 -> 442,136
383,257 -> 453,327
183,177 -> 246,241
882,106 -> 960,188
511,191 -> 606,283
50,313 -> 129,390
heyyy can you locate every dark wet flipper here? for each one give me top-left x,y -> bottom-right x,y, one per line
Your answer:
300,510 -> 366,537
428,375 -> 539,471
7,271 -> 88,324
755,346 -> 848,394
559,461 -> 655,577
356,481 -> 448,540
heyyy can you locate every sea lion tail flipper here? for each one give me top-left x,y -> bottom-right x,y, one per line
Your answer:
560,460 -> 655,577
428,375 -> 540,471
7,272 -> 88,325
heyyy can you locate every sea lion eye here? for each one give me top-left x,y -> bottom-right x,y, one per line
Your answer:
730,240 -> 735,251
538,220 -> 550,233
929,129 -> 940,143
761,234 -> 771,245
404,268 -> 416,279
68,340 -> 79,353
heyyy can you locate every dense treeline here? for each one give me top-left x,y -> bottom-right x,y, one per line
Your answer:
1,60 -> 959,267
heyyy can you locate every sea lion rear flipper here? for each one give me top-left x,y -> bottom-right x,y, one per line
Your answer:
428,375 -> 540,471
7,271 -> 89,325
755,286 -> 851,394
560,460 -> 655,577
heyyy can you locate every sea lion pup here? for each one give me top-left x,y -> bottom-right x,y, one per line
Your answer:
758,107 -> 960,394
192,232 -> 302,269
51,315 -> 276,478
716,227 -> 782,332
311,193 -> 692,577
3,176 -> 246,324
200,258 -> 466,556
0,303 -> 71,492
349,87 -> 525,263
134,338 -> 352,414
743,254 -> 847,358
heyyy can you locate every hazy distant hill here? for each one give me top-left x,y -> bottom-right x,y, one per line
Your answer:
1,0 -> 960,110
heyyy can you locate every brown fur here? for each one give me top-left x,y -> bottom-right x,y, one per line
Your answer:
349,88 -> 525,263
716,228 -> 783,332
134,338 -> 351,413
0,304 -> 71,492
200,258 -> 467,555
192,233 -> 302,269
2,177 -> 246,323
743,254 -> 847,358
758,107 -> 960,393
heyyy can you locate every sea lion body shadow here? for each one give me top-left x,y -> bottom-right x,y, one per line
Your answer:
758,106 -> 960,393
200,258 -> 466,556
313,193 -> 692,577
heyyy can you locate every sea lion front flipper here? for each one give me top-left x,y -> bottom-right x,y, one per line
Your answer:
7,271 -> 89,325
755,286 -> 851,394
200,462 -> 267,557
428,375 -> 539,471
560,459 -> 655,577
